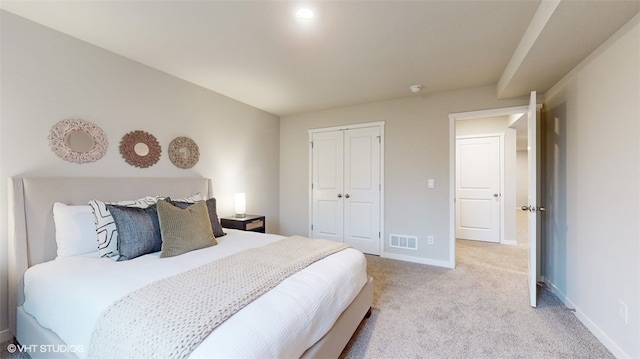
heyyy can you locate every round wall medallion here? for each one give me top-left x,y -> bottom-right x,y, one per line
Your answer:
48,118 -> 108,164
168,136 -> 200,169
119,130 -> 161,168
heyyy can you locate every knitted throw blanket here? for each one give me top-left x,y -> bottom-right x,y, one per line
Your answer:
87,236 -> 349,359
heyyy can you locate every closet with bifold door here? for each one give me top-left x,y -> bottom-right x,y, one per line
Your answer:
309,122 -> 384,255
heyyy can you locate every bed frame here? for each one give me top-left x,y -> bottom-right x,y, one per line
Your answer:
8,177 -> 373,359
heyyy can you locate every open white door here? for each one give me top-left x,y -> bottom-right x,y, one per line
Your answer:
525,91 -> 539,308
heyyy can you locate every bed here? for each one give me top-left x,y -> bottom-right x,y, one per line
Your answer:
7,177 -> 373,359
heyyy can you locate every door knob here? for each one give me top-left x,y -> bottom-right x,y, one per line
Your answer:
493,193 -> 499,197
521,205 -> 545,212
345,194 -> 350,198
337,194 -> 342,198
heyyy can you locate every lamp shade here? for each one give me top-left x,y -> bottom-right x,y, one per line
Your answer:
234,193 -> 246,218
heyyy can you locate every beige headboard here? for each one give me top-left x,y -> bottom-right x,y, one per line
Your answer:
7,177 -> 212,334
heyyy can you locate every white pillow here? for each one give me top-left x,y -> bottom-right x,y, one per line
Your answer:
171,192 -> 206,203
53,202 -> 99,258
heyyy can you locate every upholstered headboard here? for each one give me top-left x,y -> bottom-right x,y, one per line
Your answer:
7,177 -> 212,334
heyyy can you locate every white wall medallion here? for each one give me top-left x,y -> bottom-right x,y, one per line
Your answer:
119,130 -> 161,168
48,118 -> 109,164
168,136 -> 200,169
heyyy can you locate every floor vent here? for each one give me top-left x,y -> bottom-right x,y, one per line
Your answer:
389,234 -> 418,250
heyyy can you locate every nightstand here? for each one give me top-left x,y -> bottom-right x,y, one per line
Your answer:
220,215 -> 266,233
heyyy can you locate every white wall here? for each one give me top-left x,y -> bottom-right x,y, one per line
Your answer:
543,14 -> 639,359
280,86 -> 529,266
455,115 -> 508,136
0,11 -> 280,339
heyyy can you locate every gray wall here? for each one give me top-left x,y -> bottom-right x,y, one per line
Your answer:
280,86 -> 528,266
543,14 -> 639,359
0,11 -> 280,338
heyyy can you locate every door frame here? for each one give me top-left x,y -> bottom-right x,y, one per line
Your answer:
308,121 -> 385,255
448,106 -> 529,268
455,133 -> 505,243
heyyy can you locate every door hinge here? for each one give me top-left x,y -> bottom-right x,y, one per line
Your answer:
310,141 -> 314,148
311,183 -> 314,189
377,135 -> 381,143
378,232 -> 381,238
311,224 -> 314,230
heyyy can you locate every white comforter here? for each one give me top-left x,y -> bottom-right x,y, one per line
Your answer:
22,230 -> 368,358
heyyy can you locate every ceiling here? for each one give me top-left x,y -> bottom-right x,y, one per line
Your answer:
2,1 -> 638,116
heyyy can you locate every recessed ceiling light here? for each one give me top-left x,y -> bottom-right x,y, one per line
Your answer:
296,8 -> 314,21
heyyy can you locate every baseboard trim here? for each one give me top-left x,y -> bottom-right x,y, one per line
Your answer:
381,252 -> 454,268
544,280 -> 567,302
545,279 -> 632,359
0,328 -> 13,342
501,239 -> 518,246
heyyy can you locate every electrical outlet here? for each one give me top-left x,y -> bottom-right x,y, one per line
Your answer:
427,235 -> 434,245
618,301 -> 628,324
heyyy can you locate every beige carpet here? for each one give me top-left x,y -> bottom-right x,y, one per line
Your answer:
340,213 -> 613,359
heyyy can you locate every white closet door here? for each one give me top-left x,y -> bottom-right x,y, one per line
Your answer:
311,130 -> 344,241
310,125 -> 382,255
344,127 -> 381,255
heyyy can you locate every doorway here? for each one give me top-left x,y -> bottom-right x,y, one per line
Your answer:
450,93 -> 541,307
449,105 -> 530,267
455,114 -> 529,245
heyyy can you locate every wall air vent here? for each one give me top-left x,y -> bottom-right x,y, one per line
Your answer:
389,234 -> 418,250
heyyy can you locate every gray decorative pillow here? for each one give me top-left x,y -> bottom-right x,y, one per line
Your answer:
89,196 -> 162,259
157,200 -> 217,258
107,204 -> 162,261
169,198 -> 226,238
